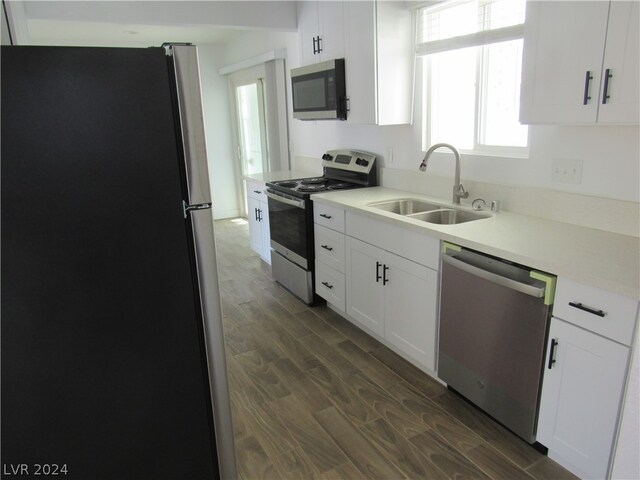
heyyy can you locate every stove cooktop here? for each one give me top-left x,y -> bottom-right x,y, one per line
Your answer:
269,176 -> 363,195
266,149 -> 377,199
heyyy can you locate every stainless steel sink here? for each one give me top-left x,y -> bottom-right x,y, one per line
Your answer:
408,209 -> 490,225
368,198 -> 442,215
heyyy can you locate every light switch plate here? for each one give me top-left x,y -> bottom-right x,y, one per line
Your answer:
552,158 -> 583,184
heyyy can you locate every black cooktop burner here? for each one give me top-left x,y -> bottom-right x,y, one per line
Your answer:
297,184 -> 326,192
327,182 -> 353,190
300,177 -> 326,185
275,181 -> 298,188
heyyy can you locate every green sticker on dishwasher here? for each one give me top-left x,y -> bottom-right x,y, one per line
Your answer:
530,271 -> 557,305
442,242 -> 462,254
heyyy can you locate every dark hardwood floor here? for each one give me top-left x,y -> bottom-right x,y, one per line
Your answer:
214,218 -> 578,480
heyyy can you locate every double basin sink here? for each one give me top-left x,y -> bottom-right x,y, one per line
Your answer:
367,198 -> 490,225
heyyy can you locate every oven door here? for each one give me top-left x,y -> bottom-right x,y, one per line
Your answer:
265,189 -> 313,269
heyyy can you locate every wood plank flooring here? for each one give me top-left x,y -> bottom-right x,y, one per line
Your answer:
214,219 -> 578,480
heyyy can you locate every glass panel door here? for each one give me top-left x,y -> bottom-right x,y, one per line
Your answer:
235,80 -> 268,176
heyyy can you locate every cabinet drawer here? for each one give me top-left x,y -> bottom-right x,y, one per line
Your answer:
553,277 -> 638,345
314,224 -> 346,273
315,261 -> 345,313
313,203 -> 345,232
246,179 -> 266,201
346,211 -> 440,270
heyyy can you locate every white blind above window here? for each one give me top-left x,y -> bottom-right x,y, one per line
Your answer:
416,0 -> 525,55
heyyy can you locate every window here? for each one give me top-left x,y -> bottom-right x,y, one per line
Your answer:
418,0 -> 528,156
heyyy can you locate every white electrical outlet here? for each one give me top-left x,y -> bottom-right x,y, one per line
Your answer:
552,158 -> 583,184
386,147 -> 394,164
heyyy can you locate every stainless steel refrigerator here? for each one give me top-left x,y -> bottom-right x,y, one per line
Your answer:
1,45 -> 237,479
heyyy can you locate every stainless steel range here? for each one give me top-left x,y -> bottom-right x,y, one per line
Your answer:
266,149 -> 377,304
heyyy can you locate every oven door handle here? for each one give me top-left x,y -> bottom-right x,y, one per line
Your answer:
265,190 -> 306,209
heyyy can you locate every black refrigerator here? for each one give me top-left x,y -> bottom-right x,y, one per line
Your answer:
1,45 -> 237,479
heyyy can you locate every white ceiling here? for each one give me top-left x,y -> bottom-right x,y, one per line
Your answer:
27,19 -> 246,47
13,1 -> 299,47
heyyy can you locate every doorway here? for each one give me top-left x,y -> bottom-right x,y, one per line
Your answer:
227,59 -> 290,218
235,79 -> 269,177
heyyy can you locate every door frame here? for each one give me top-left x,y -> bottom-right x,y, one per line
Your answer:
227,65 -> 269,217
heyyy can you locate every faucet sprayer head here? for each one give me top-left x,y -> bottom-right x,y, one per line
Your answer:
418,154 -> 429,172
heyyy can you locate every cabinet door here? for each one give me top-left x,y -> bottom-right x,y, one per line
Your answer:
259,199 -> 271,264
383,251 -> 438,372
345,237 -> 384,337
298,0 -> 320,65
520,1 -> 610,124
247,196 -> 262,255
344,0 -> 376,124
597,1 -> 640,124
318,0 -> 345,62
537,318 -> 630,479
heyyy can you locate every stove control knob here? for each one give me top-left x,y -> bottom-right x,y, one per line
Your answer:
322,154 -> 333,161
356,158 -> 369,167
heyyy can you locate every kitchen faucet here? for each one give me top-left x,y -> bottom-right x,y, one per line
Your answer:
418,143 -> 469,205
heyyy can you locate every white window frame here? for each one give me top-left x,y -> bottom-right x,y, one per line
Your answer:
418,0 -> 529,158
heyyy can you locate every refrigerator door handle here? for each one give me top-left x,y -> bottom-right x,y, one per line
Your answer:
171,45 -> 237,479
169,44 -> 212,207
183,200 -> 212,218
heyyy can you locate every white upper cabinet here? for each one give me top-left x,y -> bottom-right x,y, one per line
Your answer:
520,1 -> 639,125
297,1 -> 413,125
597,1 -> 640,124
344,1 -> 413,125
297,0 -> 345,66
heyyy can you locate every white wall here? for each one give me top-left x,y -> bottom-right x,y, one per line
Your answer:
198,44 -> 241,219
24,1 -> 297,31
223,28 -> 640,204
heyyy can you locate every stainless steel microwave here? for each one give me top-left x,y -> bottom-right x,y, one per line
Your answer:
291,58 -> 347,121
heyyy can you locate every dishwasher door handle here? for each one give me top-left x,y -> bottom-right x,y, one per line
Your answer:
441,254 -> 545,298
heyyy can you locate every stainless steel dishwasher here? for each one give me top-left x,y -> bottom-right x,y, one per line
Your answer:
438,244 -> 556,443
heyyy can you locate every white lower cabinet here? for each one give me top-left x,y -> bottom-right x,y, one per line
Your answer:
315,260 -> 346,312
345,236 -> 438,371
383,251 -> 438,370
538,318 -> 629,480
313,204 -> 347,313
345,237 -> 385,336
312,205 -> 440,372
245,179 -> 271,264
537,276 -> 638,480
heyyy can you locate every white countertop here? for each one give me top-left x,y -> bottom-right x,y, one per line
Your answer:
244,170 -> 316,183
312,187 -> 640,300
